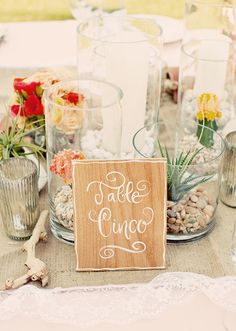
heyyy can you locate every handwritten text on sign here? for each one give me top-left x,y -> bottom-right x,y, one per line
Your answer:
73,160 -> 167,271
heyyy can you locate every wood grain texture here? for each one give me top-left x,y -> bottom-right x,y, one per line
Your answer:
72,159 -> 167,271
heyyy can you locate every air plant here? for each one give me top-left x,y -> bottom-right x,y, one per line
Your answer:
158,141 -> 212,202
0,115 -> 46,161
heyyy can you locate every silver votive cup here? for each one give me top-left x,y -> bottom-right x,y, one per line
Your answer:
0,158 -> 39,240
220,131 -> 236,208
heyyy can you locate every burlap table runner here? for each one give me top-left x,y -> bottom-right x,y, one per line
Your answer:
0,97 -> 235,288
0,183 -> 235,289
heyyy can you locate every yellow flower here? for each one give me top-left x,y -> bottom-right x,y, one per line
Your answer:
205,110 -> 217,121
196,93 -> 220,122
196,111 -> 204,121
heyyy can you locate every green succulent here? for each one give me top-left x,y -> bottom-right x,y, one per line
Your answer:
158,141 -> 212,202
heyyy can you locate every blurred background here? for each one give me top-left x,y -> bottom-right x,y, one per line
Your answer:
0,0 -> 185,21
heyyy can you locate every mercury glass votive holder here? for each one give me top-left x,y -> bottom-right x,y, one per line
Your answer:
0,158 -> 39,240
220,131 -> 236,208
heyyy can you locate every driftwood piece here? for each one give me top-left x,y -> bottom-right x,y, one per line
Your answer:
1,210 -> 49,291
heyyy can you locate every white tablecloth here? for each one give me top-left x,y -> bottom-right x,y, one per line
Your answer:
0,21 -> 77,68
1,273 -> 236,330
0,18 -> 181,69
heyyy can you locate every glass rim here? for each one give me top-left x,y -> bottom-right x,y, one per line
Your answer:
133,121 -> 226,167
77,15 -> 163,44
181,39 -> 233,63
186,0 -> 235,7
0,157 -> 37,182
44,79 -> 123,111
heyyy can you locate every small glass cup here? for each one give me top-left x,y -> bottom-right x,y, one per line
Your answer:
70,0 -> 126,21
133,120 -> 225,242
184,0 -> 236,42
0,158 -> 39,240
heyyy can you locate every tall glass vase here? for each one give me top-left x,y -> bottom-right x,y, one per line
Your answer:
77,15 -> 163,156
184,0 -> 236,42
178,38 -> 235,139
44,79 -> 123,244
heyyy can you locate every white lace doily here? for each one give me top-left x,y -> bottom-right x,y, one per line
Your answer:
0,272 -> 236,327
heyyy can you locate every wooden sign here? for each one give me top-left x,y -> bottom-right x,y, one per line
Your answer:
72,159 -> 167,271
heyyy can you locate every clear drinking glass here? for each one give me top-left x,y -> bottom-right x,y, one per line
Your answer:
77,15 -> 163,156
0,158 -> 39,240
70,0 -> 126,21
44,79 -> 123,244
178,39 -> 235,133
184,0 -> 236,42
133,120 -> 225,242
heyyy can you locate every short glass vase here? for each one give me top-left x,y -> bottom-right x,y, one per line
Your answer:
133,121 -> 225,243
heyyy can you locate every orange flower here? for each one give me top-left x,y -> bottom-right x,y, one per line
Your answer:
50,149 -> 85,184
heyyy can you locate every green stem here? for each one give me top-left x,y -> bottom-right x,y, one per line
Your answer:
197,119 -> 217,148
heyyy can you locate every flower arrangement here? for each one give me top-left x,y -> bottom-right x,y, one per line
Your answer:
50,149 -> 85,184
9,69 -> 73,138
10,78 -> 45,129
196,93 -> 222,148
50,90 -> 85,135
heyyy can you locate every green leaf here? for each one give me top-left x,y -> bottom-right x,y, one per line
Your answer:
21,90 -> 28,100
157,140 -> 212,202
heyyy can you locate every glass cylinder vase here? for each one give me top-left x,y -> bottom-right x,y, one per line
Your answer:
184,0 -> 236,42
44,79 -> 123,244
0,158 -> 39,240
133,120 -> 225,243
178,39 -> 235,135
77,15 -> 163,156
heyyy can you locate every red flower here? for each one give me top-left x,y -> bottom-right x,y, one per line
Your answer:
11,104 -> 25,117
62,92 -> 84,105
24,94 -> 44,116
14,78 -> 41,96
13,78 -> 25,91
